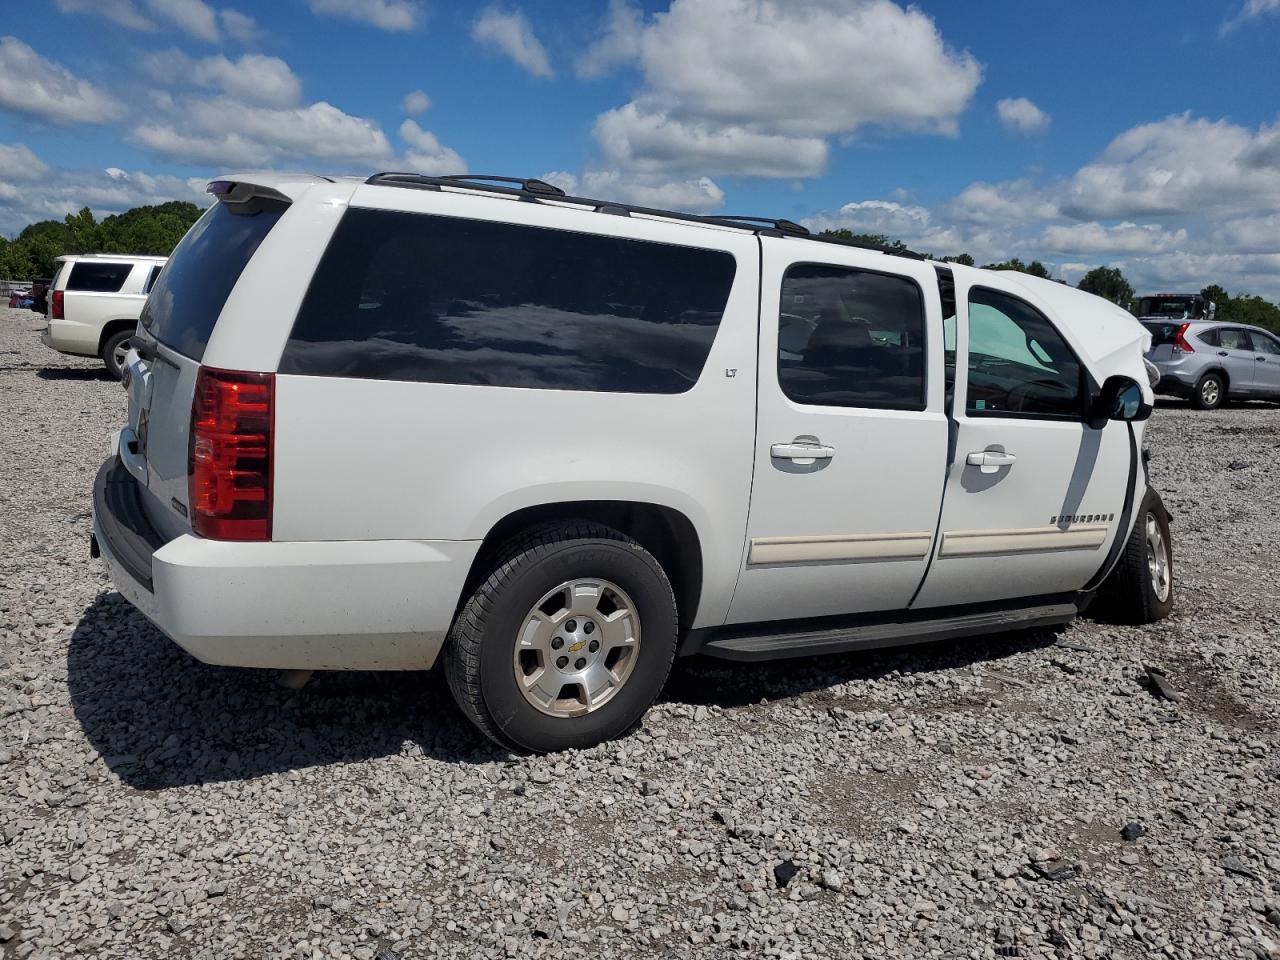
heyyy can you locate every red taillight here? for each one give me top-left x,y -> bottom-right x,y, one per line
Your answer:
51,290 -> 64,320
188,367 -> 274,541
1172,322 -> 1195,354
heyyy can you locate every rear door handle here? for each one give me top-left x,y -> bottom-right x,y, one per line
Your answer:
1218,350 -> 1229,356
967,450 -> 1016,468
770,441 -> 834,461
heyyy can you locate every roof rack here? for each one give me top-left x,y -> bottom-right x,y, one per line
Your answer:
363,172 -> 925,259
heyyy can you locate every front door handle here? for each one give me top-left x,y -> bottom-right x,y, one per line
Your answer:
771,440 -> 834,461
1218,350 -> 1229,356
966,450 -> 1017,468
1258,356 -> 1267,362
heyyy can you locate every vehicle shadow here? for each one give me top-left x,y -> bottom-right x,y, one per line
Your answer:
69,593 -> 1060,789
67,592 -> 506,790
664,628 -> 1058,709
37,366 -> 112,381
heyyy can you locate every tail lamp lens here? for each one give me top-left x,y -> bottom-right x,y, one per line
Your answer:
51,289 -> 64,319
189,367 -> 273,541
1173,322 -> 1195,354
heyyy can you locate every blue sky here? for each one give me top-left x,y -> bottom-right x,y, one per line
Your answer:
2,0 -> 1279,297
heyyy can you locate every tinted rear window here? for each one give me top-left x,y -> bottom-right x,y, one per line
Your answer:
281,208 -> 737,393
141,202 -> 284,360
68,261 -> 131,293
1142,321 -> 1184,346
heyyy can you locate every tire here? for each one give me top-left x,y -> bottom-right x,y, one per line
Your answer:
444,521 -> 679,753
101,327 -> 134,381
1093,491 -> 1174,625
1192,372 -> 1224,410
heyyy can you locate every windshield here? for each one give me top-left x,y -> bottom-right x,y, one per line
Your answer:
1135,296 -> 1204,319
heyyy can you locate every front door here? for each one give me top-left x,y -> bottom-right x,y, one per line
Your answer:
912,274 -> 1131,609
1247,330 -> 1280,396
726,239 -> 948,625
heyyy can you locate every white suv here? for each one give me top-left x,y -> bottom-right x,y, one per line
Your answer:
42,253 -> 167,378
92,173 -> 1173,753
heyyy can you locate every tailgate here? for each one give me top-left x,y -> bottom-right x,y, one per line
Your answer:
120,193 -> 290,540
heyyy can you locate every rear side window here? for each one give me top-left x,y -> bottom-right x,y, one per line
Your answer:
1197,328 -> 1220,347
777,263 -> 926,410
141,202 -> 285,360
281,209 -> 737,393
67,261 -> 131,293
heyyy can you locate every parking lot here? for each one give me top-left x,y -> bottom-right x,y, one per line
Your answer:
1,303 -> 1278,959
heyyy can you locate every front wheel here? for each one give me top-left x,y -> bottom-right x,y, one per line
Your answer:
443,521 -> 678,753
1093,491 -> 1174,624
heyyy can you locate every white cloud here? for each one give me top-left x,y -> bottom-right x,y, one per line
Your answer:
220,9 -> 257,44
594,103 -> 828,178
586,0 -> 982,179
1063,115 -> 1280,220
1220,0 -> 1280,34
135,98 -> 394,168
471,7 -> 553,78
804,199 -> 978,259
144,0 -> 220,42
1212,213 -> 1280,255
0,143 -> 49,181
145,51 -> 302,108
0,163 -> 211,236
576,0 -> 642,79
306,0 -> 420,31
996,97 -> 1050,134
53,0 -> 154,30
402,89 -> 431,114
1039,221 -> 1188,255
946,179 -> 1060,226
0,37 -> 121,124
542,169 -> 725,213
399,119 -> 466,175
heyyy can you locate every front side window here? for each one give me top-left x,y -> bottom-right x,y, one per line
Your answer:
67,261 -> 131,293
777,264 -> 926,410
1249,331 -> 1280,355
282,209 -> 737,393
966,287 -> 1083,419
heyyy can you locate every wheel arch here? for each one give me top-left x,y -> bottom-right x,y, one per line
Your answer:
96,317 -> 139,355
460,500 -> 705,633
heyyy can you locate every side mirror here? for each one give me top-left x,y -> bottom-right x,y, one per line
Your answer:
1207,301 -> 1217,320
1088,375 -> 1152,427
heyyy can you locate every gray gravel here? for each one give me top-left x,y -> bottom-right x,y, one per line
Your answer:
2,304 -> 1279,959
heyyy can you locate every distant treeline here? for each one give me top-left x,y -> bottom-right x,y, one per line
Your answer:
0,202 -> 204,281
821,229 -> 1280,332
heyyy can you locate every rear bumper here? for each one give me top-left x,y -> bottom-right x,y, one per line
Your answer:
92,456 -> 480,670
41,318 -> 101,356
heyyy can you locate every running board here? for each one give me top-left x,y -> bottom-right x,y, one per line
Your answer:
694,602 -> 1078,663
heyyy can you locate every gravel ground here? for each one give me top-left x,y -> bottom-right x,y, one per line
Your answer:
2,304 -> 1279,960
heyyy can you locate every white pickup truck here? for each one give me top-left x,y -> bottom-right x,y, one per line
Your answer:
92,173 -> 1172,753
41,253 -> 166,378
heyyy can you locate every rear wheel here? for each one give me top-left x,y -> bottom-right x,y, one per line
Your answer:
101,328 -> 133,380
1094,491 -> 1173,624
1192,372 -> 1224,410
444,521 -> 678,753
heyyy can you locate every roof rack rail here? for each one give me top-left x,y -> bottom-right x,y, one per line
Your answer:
363,171 -> 927,261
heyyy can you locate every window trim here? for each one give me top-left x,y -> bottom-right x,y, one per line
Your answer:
962,284 -> 1089,423
776,260 -> 929,413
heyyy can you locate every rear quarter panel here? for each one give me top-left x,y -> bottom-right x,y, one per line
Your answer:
270,191 -> 761,628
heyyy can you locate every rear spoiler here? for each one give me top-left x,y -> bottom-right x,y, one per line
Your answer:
206,180 -> 291,214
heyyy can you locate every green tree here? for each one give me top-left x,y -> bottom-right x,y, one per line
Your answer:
940,253 -> 975,266
818,228 -> 910,253
1077,266 -> 1134,306
982,257 -> 1053,279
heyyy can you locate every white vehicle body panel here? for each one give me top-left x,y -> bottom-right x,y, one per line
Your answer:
94,172 -> 1159,671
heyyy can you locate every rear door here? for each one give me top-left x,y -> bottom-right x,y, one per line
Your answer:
123,200 -> 289,541
1248,330 -> 1280,395
912,272 -> 1130,609
1214,327 -> 1260,394
726,238 -> 948,625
